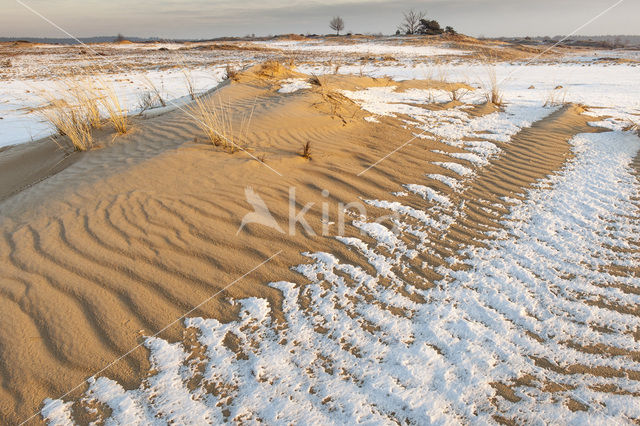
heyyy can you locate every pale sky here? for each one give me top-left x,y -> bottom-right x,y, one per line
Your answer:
2,0 -> 637,39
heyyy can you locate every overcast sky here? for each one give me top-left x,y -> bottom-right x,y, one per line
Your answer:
3,0 -> 637,39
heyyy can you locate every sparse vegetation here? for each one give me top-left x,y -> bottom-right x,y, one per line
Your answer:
41,99 -> 94,151
225,64 -> 239,81
543,86 -> 567,107
188,95 -> 254,153
308,74 -> 325,87
483,68 -> 504,106
141,75 -> 166,108
447,86 -> 469,102
183,70 -> 197,100
99,84 -> 130,134
623,119 -> 639,134
300,141 -> 312,160
256,60 -> 292,79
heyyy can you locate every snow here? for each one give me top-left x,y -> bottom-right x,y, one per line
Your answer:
0,67 -> 227,148
257,40 -> 467,57
278,78 -> 312,93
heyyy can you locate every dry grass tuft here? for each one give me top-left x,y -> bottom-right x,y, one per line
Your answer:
189,96 -> 254,153
140,75 -> 166,109
225,65 -> 239,81
543,86 -> 567,107
183,70 -> 197,100
483,68 -> 504,106
447,86 -> 469,102
257,60 -> 290,79
99,84 -> 129,134
300,141 -> 312,160
623,119 -> 639,134
308,74 -> 325,87
41,99 -> 94,151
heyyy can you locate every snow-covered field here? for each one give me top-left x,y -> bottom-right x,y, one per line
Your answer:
37,40 -> 640,424
0,68 -> 227,148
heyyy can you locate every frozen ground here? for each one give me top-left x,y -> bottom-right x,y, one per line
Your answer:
0,67 -> 227,148
40,42 -> 640,423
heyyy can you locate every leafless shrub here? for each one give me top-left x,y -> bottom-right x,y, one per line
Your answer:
329,16 -> 345,35
398,9 -> 426,35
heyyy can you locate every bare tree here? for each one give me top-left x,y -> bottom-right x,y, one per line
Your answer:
398,9 -> 425,35
329,16 -> 345,35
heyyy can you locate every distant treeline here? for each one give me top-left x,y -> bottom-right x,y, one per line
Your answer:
494,35 -> 640,48
0,36 -> 153,44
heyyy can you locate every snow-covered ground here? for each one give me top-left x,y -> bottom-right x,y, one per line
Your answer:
255,39 -> 468,57
41,46 -> 640,423
0,67 -> 227,148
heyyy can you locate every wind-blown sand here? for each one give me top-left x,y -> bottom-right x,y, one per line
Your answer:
1,63 -> 638,423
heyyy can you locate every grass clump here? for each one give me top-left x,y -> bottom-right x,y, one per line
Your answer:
447,86 -> 469,102
300,141 -> 312,160
225,65 -> 239,81
543,86 -> 567,107
99,84 -> 129,134
308,74 -> 325,87
189,95 -> 254,153
483,68 -> 504,106
41,99 -> 94,151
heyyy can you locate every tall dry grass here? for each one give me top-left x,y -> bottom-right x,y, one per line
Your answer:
188,95 -> 254,153
483,68 -> 504,106
543,86 -> 567,107
41,99 -> 94,151
99,83 -> 129,134
183,70 -> 197,100
39,79 -> 104,151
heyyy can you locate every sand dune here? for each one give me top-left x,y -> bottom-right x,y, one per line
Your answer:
1,65 -> 638,423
